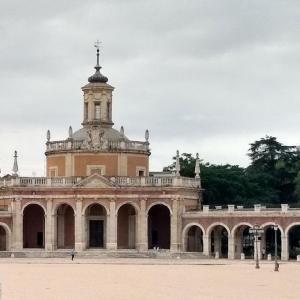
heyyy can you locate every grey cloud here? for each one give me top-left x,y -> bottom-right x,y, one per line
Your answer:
1,0 -> 300,175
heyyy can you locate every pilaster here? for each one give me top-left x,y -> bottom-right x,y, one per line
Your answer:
228,235 -> 235,260
107,198 -> 117,250
12,197 -> 22,250
45,198 -> 53,251
203,234 -> 210,256
281,236 -> 289,261
170,198 -> 179,252
75,198 -> 84,251
137,198 -> 147,252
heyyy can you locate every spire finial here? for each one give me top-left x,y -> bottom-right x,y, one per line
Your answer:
12,150 -> 19,177
94,40 -> 101,66
88,41 -> 108,83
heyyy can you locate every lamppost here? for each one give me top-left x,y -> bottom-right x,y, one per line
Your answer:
249,224 -> 264,269
273,224 -> 279,272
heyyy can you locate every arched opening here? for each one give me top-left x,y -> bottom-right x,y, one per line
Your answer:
23,204 -> 45,248
0,226 -> 6,251
186,225 -> 203,252
85,204 -> 106,248
263,226 -> 282,258
210,225 -> 228,258
234,225 -> 253,259
56,204 -> 75,249
117,204 -> 136,249
288,225 -> 300,259
148,204 -> 170,249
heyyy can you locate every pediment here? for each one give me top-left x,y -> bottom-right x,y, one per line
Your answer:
75,174 -> 115,188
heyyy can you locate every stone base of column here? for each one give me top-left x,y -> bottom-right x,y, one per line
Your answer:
171,243 -> 179,252
75,242 -> 84,252
45,243 -> 53,251
106,243 -> 117,250
137,243 -> 148,252
13,242 -> 23,251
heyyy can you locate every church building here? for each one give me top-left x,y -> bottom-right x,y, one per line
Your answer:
0,47 -> 300,261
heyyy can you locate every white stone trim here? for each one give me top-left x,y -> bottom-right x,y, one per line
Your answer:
206,222 -> 231,236
116,201 -> 140,216
21,201 -> 47,215
86,165 -> 106,176
284,222 -> 300,236
231,222 -> 253,236
0,222 -> 12,251
82,202 -> 109,216
146,202 -> 172,215
182,222 -> 205,252
48,167 -> 58,177
136,166 -> 146,177
261,222 -> 284,236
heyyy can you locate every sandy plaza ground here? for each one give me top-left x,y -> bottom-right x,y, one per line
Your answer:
0,258 -> 299,300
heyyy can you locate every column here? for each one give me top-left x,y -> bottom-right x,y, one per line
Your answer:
228,235 -> 235,260
107,199 -> 117,250
12,197 -> 22,250
137,198 -> 147,252
45,198 -> 53,251
203,234 -> 210,256
75,198 -> 84,251
281,235 -> 289,261
254,239 -> 262,260
170,198 -> 178,252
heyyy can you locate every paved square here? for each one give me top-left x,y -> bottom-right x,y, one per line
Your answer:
0,258 -> 299,300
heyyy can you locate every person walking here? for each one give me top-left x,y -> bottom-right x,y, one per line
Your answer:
71,248 -> 75,261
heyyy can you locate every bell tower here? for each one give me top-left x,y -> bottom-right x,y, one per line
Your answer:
82,42 -> 114,128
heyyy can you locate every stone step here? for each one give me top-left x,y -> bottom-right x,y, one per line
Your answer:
0,251 -> 209,259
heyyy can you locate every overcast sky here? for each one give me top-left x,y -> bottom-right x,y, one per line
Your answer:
0,0 -> 300,176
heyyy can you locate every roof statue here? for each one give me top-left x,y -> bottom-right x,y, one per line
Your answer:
68,126 -> 73,139
175,150 -> 180,176
195,152 -> 201,179
12,150 -> 19,177
47,129 -> 51,142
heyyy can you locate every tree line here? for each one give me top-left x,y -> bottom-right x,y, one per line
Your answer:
163,136 -> 300,207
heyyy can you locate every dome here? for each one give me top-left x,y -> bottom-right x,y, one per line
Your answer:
72,127 -> 129,142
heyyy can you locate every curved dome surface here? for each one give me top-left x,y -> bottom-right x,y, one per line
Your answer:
72,127 -> 130,142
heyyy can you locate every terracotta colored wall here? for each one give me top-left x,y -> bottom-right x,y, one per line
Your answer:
47,156 -> 66,176
74,154 -> 118,176
127,155 -> 149,176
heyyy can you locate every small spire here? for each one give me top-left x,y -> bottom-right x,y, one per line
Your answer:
145,129 -> 149,142
12,151 -> 19,177
68,126 -> 73,139
47,130 -> 51,142
195,153 -> 201,179
88,41 -> 108,83
175,150 -> 180,176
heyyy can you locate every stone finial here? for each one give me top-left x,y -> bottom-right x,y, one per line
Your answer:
175,150 -> 180,176
145,129 -> 149,142
120,126 -> 124,136
12,150 -> 19,176
47,129 -> 51,142
195,152 -> 201,179
68,126 -> 73,139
